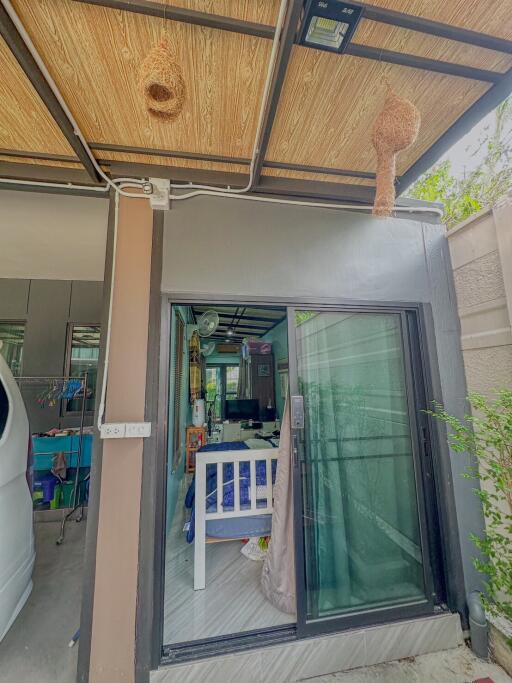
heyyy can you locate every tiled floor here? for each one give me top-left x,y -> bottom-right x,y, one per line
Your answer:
308,644 -> 512,682
152,612 -> 464,683
0,520 -> 85,683
163,478 -> 294,644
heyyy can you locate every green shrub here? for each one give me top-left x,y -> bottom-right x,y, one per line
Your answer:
428,391 -> 512,623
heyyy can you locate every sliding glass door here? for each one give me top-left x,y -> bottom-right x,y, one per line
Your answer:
288,307 -> 437,635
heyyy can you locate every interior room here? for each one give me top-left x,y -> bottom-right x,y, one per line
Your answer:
164,303 -> 293,645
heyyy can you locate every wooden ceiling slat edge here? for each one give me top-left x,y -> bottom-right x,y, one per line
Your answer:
0,147 -> 79,163
72,0 -> 275,39
398,66 -> 512,194
345,43 -> 501,83
359,3 -> 512,55
73,0 -> 512,55
251,0 -> 304,186
92,143 -> 377,180
0,5 -> 101,182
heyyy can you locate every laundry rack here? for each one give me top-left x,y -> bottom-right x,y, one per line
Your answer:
16,373 -> 89,545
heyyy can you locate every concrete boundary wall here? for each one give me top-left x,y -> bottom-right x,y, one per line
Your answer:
447,199 -> 512,395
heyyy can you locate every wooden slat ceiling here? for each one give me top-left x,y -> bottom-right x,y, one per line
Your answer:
149,0 -> 280,25
1,0 -> 512,197
363,1 -> 512,39
266,49 -> 490,175
0,37 -> 74,156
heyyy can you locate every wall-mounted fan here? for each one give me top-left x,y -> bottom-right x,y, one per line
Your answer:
200,341 -> 216,357
197,310 -> 219,337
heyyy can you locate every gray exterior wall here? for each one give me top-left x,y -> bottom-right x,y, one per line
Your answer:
0,278 -> 103,431
162,196 -> 485,609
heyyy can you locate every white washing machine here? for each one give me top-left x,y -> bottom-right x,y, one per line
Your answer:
0,349 -> 35,642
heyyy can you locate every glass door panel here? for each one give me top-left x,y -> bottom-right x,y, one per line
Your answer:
292,310 -> 429,625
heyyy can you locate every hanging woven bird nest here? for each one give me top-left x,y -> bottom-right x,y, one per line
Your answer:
139,39 -> 186,121
372,86 -> 421,217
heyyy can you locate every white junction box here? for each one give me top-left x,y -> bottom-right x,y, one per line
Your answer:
100,422 -> 152,439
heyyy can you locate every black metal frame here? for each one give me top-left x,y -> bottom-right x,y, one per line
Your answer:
62,321 -> 101,416
3,0 -> 512,198
0,5 -> 100,183
287,302 -> 444,638
152,294 -> 450,669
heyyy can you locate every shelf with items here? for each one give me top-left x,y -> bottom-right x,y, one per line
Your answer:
185,425 -> 207,474
16,373 -> 90,544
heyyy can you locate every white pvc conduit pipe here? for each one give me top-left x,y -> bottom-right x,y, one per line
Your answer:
169,0 -> 289,197
0,0 -> 444,433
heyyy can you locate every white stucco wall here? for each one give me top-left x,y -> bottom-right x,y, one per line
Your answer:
0,190 -> 108,280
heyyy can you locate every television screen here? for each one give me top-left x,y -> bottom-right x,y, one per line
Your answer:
224,398 -> 259,421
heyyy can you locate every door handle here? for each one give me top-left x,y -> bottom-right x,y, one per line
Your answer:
291,395 -> 305,430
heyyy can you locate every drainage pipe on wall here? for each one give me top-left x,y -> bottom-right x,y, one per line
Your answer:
467,591 -> 489,660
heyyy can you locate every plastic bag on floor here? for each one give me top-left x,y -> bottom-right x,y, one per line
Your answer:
241,536 -> 269,561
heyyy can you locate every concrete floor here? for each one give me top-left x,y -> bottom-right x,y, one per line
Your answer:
0,519 -> 85,683
307,644 -> 512,682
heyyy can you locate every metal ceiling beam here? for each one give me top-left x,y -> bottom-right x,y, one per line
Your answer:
0,148 -> 80,164
251,0 -> 304,187
0,161 -> 106,197
93,142 -> 377,180
91,142 -> 249,166
345,44 -> 502,82
398,66 -> 512,194
73,0 -> 274,39
109,159 -> 378,203
357,3 -> 512,54
75,0 -> 512,57
0,6 -> 101,183
195,311 -> 285,323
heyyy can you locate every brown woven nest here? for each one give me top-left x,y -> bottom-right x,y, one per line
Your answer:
372,87 -> 421,217
139,40 -> 186,121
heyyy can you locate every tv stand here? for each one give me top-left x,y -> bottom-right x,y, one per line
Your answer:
221,420 -> 277,442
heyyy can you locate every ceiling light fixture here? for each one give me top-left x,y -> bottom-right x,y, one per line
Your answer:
226,328 -> 235,337
298,1 -> 363,54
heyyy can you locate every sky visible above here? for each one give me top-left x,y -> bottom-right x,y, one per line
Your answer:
439,111 -> 495,179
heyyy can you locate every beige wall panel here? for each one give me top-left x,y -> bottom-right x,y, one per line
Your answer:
354,19 -> 512,73
0,38 -> 74,156
493,200 -> 512,334
267,48 -> 489,173
364,1 -> 512,40
448,210 -> 498,269
462,346 -> 512,395
448,198 -> 512,397
14,0 -> 272,159
452,250 -> 506,310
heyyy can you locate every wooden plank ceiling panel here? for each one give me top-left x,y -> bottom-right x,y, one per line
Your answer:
267,47 -> 490,175
13,0 -> 272,158
262,167 -> 375,186
365,0 -> 512,40
149,0 -> 280,25
354,19 -> 512,73
0,155 -> 84,168
94,150 -> 247,174
0,38 -> 75,156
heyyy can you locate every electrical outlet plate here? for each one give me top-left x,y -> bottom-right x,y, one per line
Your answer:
100,422 -> 152,439
125,422 -> 152,438
149,177 -> 170,210
100,423 -> 126,439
